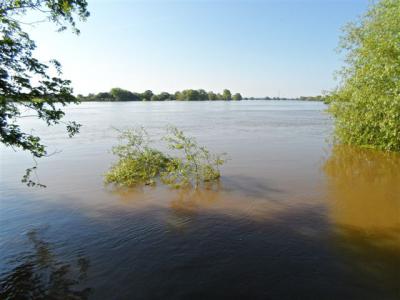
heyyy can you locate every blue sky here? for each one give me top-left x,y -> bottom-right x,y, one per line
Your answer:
27,0 -> 370,97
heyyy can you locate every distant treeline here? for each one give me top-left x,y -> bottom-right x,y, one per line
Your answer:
78,88 -> 242,101
247,95 -> 325,101
77,88 -> 325,102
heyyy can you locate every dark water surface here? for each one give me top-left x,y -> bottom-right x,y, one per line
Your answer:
1,101 -> 399,299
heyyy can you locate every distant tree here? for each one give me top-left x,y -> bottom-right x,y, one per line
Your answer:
188,89 -> 200,101
299,95 -> 324,101
86,93 -> 96,100
169,93 -> 176,100
198,89 -> 208,101
222,89 -> 232,100
179,89 -> 200,101
141,90 -> 153,101
158,92 -> 172,101
150,95 -> 159,101
174,91 -> 182,100
110,88 -> 139,101
232,93 -> 242,101
96,92 -> 114,101
207,91 -> 218,100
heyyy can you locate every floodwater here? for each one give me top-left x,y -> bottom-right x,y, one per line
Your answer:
0,101 -> 399,299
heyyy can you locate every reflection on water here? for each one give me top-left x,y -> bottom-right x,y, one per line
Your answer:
324,145 -> 400,232
0,230 -> 92,299
219,175 -> 284,199
166,187 -> 224,231
109,179 -> 295,225
324,145 -> 400,296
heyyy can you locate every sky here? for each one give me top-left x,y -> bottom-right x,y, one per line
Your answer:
26,0 -> 370,98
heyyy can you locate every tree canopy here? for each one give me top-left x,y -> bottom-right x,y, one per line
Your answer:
110,88 -> 139,101
327,0 -> 400,151
1,1 -> 89,154
232,93 -> 242,101
1,0 -> 89,185
222,89 -> 232,100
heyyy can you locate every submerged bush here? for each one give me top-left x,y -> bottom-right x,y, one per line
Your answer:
161,126 -> 226,188
105,127 -> 226,189
327,0 -> 400,152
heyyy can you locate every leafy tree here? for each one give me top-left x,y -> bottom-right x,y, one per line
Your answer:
232,93 -> 242,101
174,91 -> 182,100
96,92 -> 113,101
150,94 -> 159,101
1,0 -> 89,186
222,89 -> 232,100
207,91 -> 218,101
327,0 -> 400,151
173,89 -> 212,101
176,89 -> 195,101
141,90 -> 153,101
158,92 -> 172,101
198,89 -> 208,101
110,88 -> 139,101
184,89 -> 199,101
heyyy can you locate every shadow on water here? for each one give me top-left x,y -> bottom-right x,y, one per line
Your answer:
1,145 -> 399,299
87,205 -> 399,300
0,230 -> 92,300
220,175 -> 283,199
99,174 -> 400,298
108,173 -> 283,204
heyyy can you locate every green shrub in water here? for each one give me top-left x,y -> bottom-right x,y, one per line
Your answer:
161,126 -> 226,188
104,128 -> 170,186
327,0 -> 400,152
105,126 -> 226,188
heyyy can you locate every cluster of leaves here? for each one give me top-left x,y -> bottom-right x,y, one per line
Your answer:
1,0 -> 89,155
161,126 -> 226,188
1,0 -> 89,184
104,128 -> 171,186
105,127 -> 226,189
78,88 -> 243,102
327,0 -> 400,152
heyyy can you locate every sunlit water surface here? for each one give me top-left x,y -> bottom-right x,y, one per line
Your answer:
1,101 -> 399,299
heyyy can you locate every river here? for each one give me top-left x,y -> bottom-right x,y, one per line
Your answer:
0,101 -> 399,299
